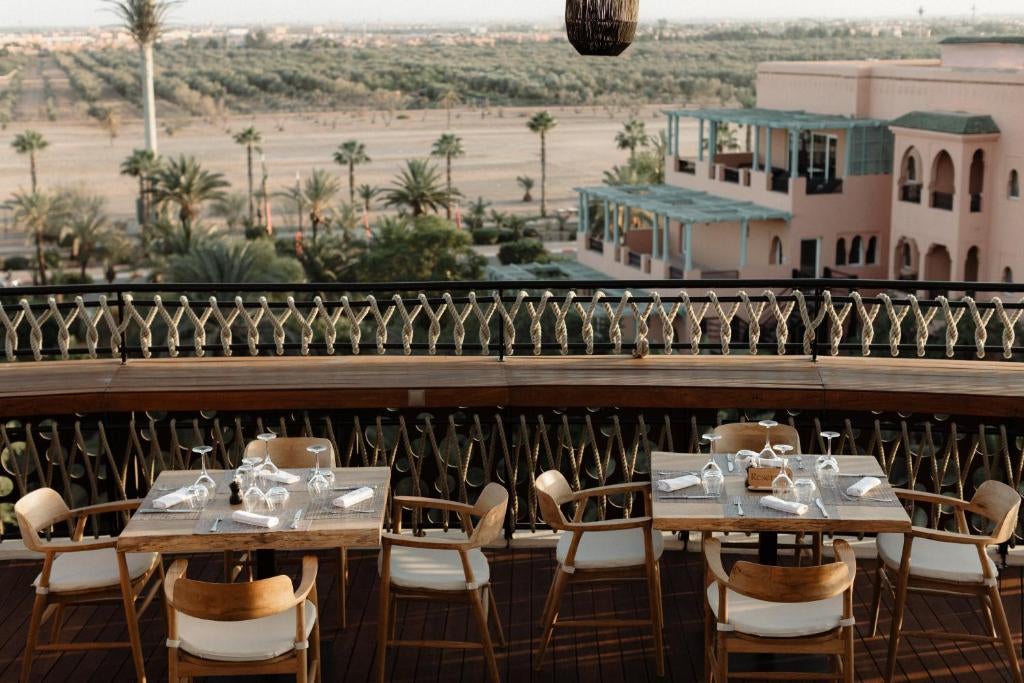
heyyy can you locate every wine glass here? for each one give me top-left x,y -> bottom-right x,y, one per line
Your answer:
773,443 -> 797,470
700,435 -> 725,497
771,462 -> 794,500
816,431 -> 841,485
307,444 -> 335,487
820,430 -> 840,458
758,419 -> 779,462
255,432 -> 280,482
192,445 -> 217,494
306,468 -> 332,509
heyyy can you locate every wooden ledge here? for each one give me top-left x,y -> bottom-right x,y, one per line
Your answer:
0,355 -> 1021,417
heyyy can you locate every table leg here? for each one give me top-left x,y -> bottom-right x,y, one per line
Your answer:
758,532 -> 779,565
255,549 -> 277,579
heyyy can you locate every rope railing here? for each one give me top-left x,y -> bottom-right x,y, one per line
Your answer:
1,278 -> 1023,362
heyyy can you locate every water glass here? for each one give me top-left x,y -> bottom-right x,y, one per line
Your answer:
265,486 -> 290,511
701,468 -> 725,497
794,478 -> 817,504
184,484 -> 209,509
242,485 -> 268,513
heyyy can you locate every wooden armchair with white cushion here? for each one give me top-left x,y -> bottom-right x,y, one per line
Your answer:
163,555 -> 321,682
534,469 -> 665,676
376,482 -> 509,683
869,481 -> 1022,683
703,537 -> 857,682
14,487 -> 163,683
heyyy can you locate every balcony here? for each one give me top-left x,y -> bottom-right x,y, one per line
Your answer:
676,158 -> 696,175
587,235 -> 604,253
770,169 -> 790,194
900,184 -> 922,204
3,279 -> 1024,683
805,176 -> 843,195
932,191 -> 954,211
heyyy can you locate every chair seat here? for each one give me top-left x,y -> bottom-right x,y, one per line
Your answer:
385,541 -> 491,592
556,528 -> 664,570
34,549 -> 158,593
177,600 -> 317,662
706,583 -> 846,638
877,532 -> 998,584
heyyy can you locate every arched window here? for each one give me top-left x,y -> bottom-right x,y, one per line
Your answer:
1010,170 -> 1020,199
964,246 -> 980,282
1003,267 -> 1014,284
770,236 -> 783,265
849,236 -> 863,265
969,150 -> 984,213
835,238 -> 847,266
931,150 -> 955,210
866,236 -> 877,265
902,242 -> 912,268
899,147 -> 923,203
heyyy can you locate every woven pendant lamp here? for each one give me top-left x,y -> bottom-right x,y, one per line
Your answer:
565,0 -> 639,56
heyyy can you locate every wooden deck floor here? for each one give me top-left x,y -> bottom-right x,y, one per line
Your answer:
1,546 -> 1021,682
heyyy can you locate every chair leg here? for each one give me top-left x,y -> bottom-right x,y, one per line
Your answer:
715,631 -> 729,683
535,567 -> 570,670
296,647 -> 308,683
312,600 -> 323,683
843,625 -> 855,683
118,552 -> 148,683
222,550 -> 233,582
869,565 -> 884,637
20,593 -> 46,683
375,579 -> 391,683
884,565 -> 910,683
470,587 -> 501,683
982,594 -> 998,639
338,547 -> 348,629
49,604 -> 65,643
703,600 -> 714,683
647,561 -> 665,677
987,583 -> 1023,683
487,586 -> 506,646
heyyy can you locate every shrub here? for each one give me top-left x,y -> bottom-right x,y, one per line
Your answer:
3,255 -> 30,271
498,239 -> 550,266
496,229 -> 516,243
471,228 -> 499,245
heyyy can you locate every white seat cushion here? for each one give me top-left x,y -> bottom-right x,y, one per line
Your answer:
706,583 -> 846,637
34,549 -> 158,593
385,543 -> 491,591
877,532 -> 998,584
555,528 -> 664,570
176,600 -> 317,662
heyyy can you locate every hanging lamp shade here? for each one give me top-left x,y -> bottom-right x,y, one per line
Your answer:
565,0 -> 639,57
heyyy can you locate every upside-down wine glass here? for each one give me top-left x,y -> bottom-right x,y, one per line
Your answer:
700,433 -> 725,497
758,420 -> 779,462
255,432 -> 280,480
192,445 -> 217,495
307,444 -> 335,487
816,431 -> 841,486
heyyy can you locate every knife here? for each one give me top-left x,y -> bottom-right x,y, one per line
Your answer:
815,498 -> 830,518
210,516 -> 222,532
291,509 -> 303,529
660,494 -> 718,500
139,508 -> 195,514
736,500 -> 744,517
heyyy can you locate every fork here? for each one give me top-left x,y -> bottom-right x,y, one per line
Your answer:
210,516 -> 222,532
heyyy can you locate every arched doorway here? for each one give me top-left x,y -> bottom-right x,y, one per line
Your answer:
770,236 -> 783,265
969,150 -> 985,213
835,238 -> 847,266
925,244 -> 952,281
1003,267 -> 1014,284
931,151 -> 955,210
894,237 -> 919,279
964,246 -> 980,282
1010,169 -> 1020,199
899,147 -> 923,203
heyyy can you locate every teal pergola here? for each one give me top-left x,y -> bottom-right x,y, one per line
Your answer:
576,184 -> 791,271
664,107 -> 893,178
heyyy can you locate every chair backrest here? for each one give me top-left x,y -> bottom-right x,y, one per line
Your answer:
711,422 -> 802,454
535,470 -> 574,530
727,539 -> 856,603
170,570 -> 298,622
243,437 -> 336,469
15,488 -> 70,552
971,480 -> 1022,544
468,483 -> 509,547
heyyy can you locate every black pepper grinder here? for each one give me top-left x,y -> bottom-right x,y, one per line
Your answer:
228,479 -> 243,506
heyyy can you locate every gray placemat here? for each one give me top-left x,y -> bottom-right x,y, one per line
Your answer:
305,482 -> 387,519
818,480 -> 902,507
194,507 -> 312,534
726,494 -> 839,520
136,506 -> 203,520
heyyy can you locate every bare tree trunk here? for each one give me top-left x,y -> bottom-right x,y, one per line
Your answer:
445,155 -> 453,220
30,153 -> 38,193
246,145 -> 255,226
141,43 -> 158,154
349,163 -> 355,206
540,133 -> 548,217
35,230 -> 47,286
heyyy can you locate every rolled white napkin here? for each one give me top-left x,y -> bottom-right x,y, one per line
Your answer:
263,470 -> 301,485
656,474 -> 701,492
153,487 -> 191,509
231,510 -> 280,528
736,450 -> 759,469
757,457 -> 786,468
334,486 -> 374,508
846,476 -> 882,498
760,495 -> 808,516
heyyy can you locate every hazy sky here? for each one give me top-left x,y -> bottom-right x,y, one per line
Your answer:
2,0 -> 1020,28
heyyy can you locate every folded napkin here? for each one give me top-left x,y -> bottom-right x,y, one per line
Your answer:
263,470 -> 301,485
334,486 -> 375,508
736,450 -> 759,469
153,487 -> 191,509
757,457 -> 786,468
760,495 -> 808,516
231,510 -> 280,528
655,474 -> 701,492
846,476 -> 882,498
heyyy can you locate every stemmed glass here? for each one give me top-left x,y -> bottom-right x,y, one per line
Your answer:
192,445 -> 217,495
816,430 -> 841,486
773,443 -> 796,469
700,433 -> 725,497
307,444 -> 335,487
255,432 -> 280,482
758,420 -> 779,462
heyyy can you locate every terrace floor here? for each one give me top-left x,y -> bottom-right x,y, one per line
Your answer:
1,544 -> 1020,682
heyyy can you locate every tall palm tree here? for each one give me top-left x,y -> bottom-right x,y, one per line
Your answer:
430,133 -> 465,220
5,190 -> 67,285
383,159 -> 449,217
232,126 -> 262,225
301,168 -> 342,242
11,130 -> 49,192
61,194 -> 111,278
150,155 -> 230,249
106,0 -> 177,153
120,148 -> 161,228
332,140 -> 370,206
615,118 -> 648,162
357,184 -> 380,213
526,111 -> 557,217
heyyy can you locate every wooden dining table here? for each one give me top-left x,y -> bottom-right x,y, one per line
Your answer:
650,452 -> 912,564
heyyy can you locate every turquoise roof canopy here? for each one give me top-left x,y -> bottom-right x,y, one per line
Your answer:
575,184 -> 791,225
667,107 -> 889,131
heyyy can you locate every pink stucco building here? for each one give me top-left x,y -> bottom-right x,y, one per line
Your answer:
576,36 -> 1024,284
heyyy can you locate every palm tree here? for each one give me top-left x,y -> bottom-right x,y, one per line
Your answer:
430,133 -> 465,220
440,89 -> 459,128
210,192 -> 248,231
301,168 -> 342,242
465,196 -> 490,230
11,130 -> 49,192
107,0 -> 176,154
526,111 -> 557,217
332,140 -> 370,206
383,159 -> 449,217
120,148 -> 160,228
5,190 -> 67,285
357,184 -> 380,213
276,183 -> 306,236
232,126 -> 262,225
516,175 -> 534,202
150,155 -> 230,249
615,118 -> 648,161
61,194 -> 111,278
166,238 -> 303,284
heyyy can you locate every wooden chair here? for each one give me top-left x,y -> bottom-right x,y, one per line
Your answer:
869,481 -> 1022,683
233,437 -> 351,628
534,470 -> 665,676
14,488 -> 163,683
164,555 -> 321,682
377,483 -> 509,683
710,421 -> 802,454
703,537 -> 858,682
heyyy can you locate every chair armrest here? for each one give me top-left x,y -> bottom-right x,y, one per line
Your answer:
892,488 -> 967,509
381,531 -> 476,551
392,496 -> 475,515
908,525 -> 995,547
72,499 -> 143,518
163,558 -> 189,608
293,555 -> 319,602
35,537 -> 119,554
573,482 -> 651,502
703,538 -> 730,586
562,516 -> 652,533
